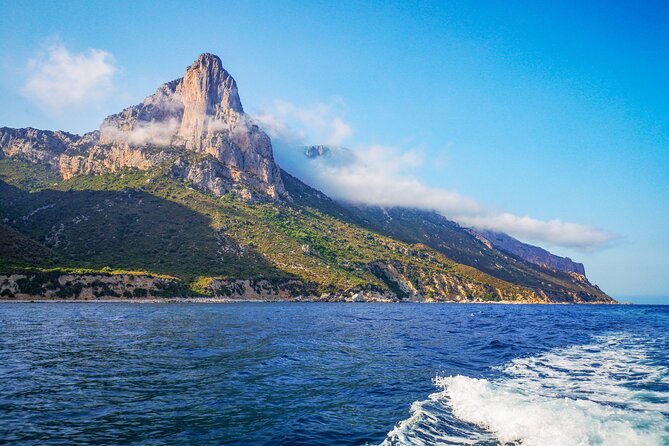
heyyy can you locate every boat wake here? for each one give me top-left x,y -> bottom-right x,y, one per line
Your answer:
381,333 -> 669,446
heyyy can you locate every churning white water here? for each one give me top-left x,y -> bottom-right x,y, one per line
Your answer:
382,333 -> 669,445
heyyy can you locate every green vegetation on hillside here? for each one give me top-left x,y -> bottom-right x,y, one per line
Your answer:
347,204 -> 611,300
0,157 -> 62,191
0,158 -> 610,302
0,159 -> 544,298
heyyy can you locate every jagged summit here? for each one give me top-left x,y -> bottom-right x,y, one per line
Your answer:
101,52 -> 245,145
1,53 -> 286,200
184,53 -> 244,114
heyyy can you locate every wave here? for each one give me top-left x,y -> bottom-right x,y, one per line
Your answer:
381,333 -> 669,446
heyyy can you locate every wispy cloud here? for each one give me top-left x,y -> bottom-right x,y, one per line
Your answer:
456,214 -> 616,251
254,100 -> 617,252
254,99 -> 352,146
100,118 -> 182,146
99,99 -> 258,147
22,40 -> 117,112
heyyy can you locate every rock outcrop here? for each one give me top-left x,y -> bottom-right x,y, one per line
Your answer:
0,127 -> 79,168
0,272 -> 184,300
205,278 -> 315,300
370,260 -> 550,302
1,54 -> 286,200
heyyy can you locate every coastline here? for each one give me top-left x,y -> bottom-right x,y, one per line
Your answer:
0,297 -> 615,304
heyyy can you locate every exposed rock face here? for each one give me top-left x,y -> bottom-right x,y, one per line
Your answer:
370,260 -> 549,303
473,229 -> 587,276
205,279 -> 315,300
304,145 -> 331,158
178,53 -> 243,147
0,127 -> 79,168
1,54 -> 286,200
0,272 -> 183,300
95,53 -> 284,198
59,143 -> 177,180
304,145 -> 350,159
369,259 -> 612,303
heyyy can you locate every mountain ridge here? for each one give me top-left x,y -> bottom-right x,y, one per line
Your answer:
471,229 -> 586,276
300,144 -> 591,278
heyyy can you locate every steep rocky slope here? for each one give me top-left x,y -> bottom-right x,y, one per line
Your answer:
344,204 -> 609,302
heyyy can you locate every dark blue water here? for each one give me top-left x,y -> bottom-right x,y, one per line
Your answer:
1,303 -> 667,445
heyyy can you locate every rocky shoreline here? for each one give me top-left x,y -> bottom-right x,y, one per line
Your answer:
0,271 -> 616,304
0,297 -> 615,304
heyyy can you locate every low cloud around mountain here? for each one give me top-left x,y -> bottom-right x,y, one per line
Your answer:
255,101 -> 617,252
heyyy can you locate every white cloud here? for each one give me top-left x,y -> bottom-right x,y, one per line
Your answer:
22,41 -> 117,112
100,107 -> 255,147
257,100 -> 617,252
456,214 -> 616,251
296,144 -> 484,217
254,99 -> 352,146
100,118 -> 181,146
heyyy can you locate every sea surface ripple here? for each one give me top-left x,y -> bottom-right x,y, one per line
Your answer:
0,303 -> 667,445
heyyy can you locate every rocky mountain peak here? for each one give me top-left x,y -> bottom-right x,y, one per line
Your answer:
182,53 -> 243,114
177,53 -> 244,147
100,53 -> 248,148
1,53 -> 287,200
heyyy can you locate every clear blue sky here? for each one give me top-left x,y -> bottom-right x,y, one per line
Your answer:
1,0 -> 667,301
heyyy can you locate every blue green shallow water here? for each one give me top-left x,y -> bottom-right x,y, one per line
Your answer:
1,303 -> 668,445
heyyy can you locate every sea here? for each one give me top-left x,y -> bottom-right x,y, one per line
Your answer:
0,302 -> 667,445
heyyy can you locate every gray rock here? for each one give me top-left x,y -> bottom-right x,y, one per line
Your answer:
0,127 -> 80,168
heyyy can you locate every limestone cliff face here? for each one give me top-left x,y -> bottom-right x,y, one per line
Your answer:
0,127 -> 80,168
1,54 -> 286,200
369,260 -> 613,303
370,260 -> 547,303
59,143 -> 177,179
177,53 -> 243,147
94,53 -> 284,199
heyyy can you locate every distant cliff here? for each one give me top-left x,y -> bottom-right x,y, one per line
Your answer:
472,229 -> 586,276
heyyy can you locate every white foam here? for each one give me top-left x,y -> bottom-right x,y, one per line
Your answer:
382,333 -> 669,446
441,375 -> 665,446
501,334 -> 669,413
